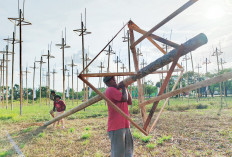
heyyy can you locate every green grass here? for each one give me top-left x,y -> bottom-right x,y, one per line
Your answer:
81,132 -> 91,139
156,135 -> 172,146
38,132 -> 45,138
133,131 -> 142,139
141,136 -> 152,143
85,126 -> 90,130
22,126 -> 33,133
69,128 -> 75,133
146,143 -> 156,149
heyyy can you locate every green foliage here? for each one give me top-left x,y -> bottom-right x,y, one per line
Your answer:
0,150 -> 14,157
81,132 -> 91,139
141,136 -> 152,143
146,143 -> 156,149
157,135 -> 172,145
23,126 -> 33,133
38,132 -> 45,138
69,128 -> 75,133
132,131 -> 142,139
85,126 -> 90,131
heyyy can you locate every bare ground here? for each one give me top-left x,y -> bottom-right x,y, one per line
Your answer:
1,108 -> 232,157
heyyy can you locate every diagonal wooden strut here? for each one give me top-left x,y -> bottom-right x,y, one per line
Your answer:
78,75 -> 148,135
131,0 -> 198,48
143,45 -> 184,131
80,21 -> 129,74
148,70 -> 184,134
128,21 -> 182,69
141,71 -> 232,107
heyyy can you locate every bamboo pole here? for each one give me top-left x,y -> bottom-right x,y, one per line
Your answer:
43,33 -> 207,130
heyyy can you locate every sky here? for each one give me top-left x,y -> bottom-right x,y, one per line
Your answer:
0,0 -> 232,93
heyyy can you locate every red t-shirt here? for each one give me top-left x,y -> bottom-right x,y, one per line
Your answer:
105,87 -> 130,132
53,100 -> 66,112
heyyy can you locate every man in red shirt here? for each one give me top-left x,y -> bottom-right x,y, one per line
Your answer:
104,76 -> 133,157
52,95 -> 66,129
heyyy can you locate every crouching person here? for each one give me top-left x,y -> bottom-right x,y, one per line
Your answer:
103,76 -> 133,157
53,95 -> 66,129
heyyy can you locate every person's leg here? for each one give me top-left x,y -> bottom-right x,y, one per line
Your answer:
125,128 -> 134,157
108,128 -> 126,157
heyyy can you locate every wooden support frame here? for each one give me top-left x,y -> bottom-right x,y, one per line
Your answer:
44,32 -> 207,135
43,1 -> 213,135
143,45 -> 184,130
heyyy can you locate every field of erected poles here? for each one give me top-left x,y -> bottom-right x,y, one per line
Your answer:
1,0 -> 232,156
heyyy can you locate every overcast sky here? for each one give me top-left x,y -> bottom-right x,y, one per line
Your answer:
0,0 -> 231,92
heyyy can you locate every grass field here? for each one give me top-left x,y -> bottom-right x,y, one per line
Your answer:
0,97 -> 232,156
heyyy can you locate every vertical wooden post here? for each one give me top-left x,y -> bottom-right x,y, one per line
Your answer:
62,38 -> 65,102
5,45 -> 9,109
3,54 -> 5,109
19,9 -> 23,115
0,62 -> 2,108
129,27 -> 147,124
36,57 -> 46,106
11,32 -> 15,110
85,53 -> 88,101
75,69 -> 79,105
68,59 -> 77,105
30,62 -> 37,105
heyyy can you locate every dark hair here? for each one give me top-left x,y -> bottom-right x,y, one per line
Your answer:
51,91 -> 55,94
54,95 -> 61,99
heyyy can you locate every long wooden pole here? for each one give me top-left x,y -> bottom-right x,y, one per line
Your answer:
81,21 -> 86,102
0,62 -> 2,108
11,32 -> 15,110
26,68 -> 28,105
32,62 -> 36,105
140,71 -> 232,107
6,45 -> 9,109
129,28 -> 147,124
3,54 -> 5,109
43,33 -> 207,128
19,9 -> 23,115
72,60 -> 74,105
131,0 -> 198,47
40,58 -> 42,106
62,38 -> 65,102
48,50 -> 51,107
